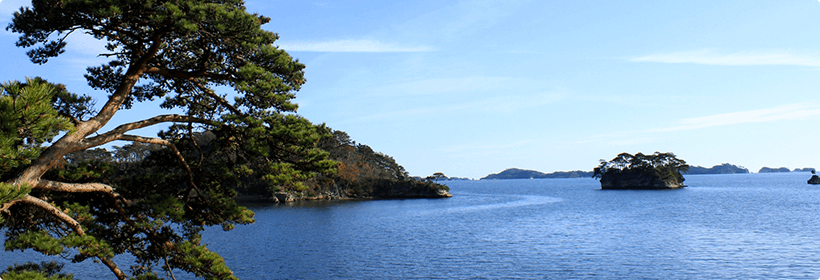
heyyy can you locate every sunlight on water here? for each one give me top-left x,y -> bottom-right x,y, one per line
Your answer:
5,173 -> 820,279
434,193 -> 563,214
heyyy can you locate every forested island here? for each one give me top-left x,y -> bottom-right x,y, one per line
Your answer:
480,163 -> 745,180
685,163 -> 749,174
481,168 -> 592,180
593,152 -> 688,190
759,167 -> 815,173
477,163 -> 796,180
56,130 -> 451,205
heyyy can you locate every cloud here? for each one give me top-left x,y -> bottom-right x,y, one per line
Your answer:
631,49 -> 820,67
346,90 -> 567,123
657,103 -> 820,132
392,0 -> 529,44
578,103 -> 820,147
277,39 -> 433,53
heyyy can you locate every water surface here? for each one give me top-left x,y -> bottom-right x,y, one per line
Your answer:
4,173 -> 820,279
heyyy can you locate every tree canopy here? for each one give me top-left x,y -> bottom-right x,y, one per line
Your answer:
593,152 -> 689,189
1,0 -> 335,279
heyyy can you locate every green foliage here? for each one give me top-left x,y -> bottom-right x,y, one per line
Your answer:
0,182 -> 31,206
593,152 -> 689,188
308,130 -> 450,199
170,237 -> 238,280
3,0 -> 337,278
0,78 -> 76,176
5,230 -> 64,255
1,261 -> 74,280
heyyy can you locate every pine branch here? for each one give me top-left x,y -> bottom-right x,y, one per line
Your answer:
81,114 -> 218,149
35,180 -> 116,194
18,195 -> 127,279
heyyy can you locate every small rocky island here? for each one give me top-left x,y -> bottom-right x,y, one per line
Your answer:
593,152 -> 689,190
808,171 -> 820,185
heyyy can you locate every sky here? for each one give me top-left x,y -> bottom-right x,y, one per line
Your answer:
3,1 -> 820,179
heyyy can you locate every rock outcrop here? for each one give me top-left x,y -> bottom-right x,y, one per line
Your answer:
260,179 -> 452,203
599,170 -> 685,190
808,175 -> 820,185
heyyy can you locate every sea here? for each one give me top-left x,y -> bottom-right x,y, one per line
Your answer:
3,172 -> 820,279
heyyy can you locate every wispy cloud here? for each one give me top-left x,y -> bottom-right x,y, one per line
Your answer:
578,103 -> 820,147
631,49 -> 820,67
392,0 -> 529,44
346,90 -> 567,123
657,103 -> 820,132
278,39 -> 433,53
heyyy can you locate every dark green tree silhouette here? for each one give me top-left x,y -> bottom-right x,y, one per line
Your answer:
1,0 -> 335,279
593,152 -> 689,189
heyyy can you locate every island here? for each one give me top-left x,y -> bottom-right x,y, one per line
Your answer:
758,167 -> 791,173
481,168 -> 593,180
685,163 -> 749,174
593,152 -> 688,190
758,167 -> 816,173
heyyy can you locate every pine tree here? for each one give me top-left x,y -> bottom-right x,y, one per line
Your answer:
1,0 -> 336,279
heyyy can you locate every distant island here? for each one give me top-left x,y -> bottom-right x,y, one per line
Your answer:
481,168 -> 593,180
759,167 -> 815,173
685,163 -> 749,174
475,163 -> 814,180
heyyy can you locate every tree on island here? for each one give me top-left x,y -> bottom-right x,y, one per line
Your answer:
593,152 -> 689,189
1,0 -> 336,279
427,172 -> 446,183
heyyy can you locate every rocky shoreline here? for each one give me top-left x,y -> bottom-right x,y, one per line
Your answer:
235,183 -> 452,203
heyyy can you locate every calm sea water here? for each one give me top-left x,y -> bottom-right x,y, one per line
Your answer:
4,172 -> 820,279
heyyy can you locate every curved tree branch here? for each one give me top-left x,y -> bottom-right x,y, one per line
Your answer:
20,194 -> 84,233
81,114 -> 219,149
17,195 -> 128,279
16,28 -> 172,185
35,180 -> 116,194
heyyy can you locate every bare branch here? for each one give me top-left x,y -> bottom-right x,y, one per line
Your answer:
17,194 -> 127,279
79,28 -> 169,137
0,199 -> 21,214
34,179 -> 130,209
21,194 -> 84,235
81,114 -> 218,149
99,258 -> 128,280
35,180 -> 116,194
17,28 -> 173,184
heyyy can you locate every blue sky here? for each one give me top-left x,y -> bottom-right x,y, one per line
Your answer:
3,1 -> 820,179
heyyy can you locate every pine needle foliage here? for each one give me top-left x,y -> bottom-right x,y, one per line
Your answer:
1,0 -> 337,279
